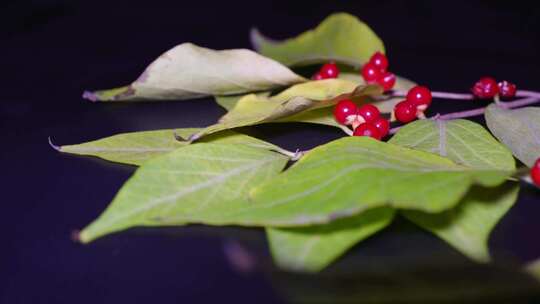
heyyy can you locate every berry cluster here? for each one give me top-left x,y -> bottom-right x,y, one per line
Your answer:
312,62 -> 340,80
394,85 -> 433,123
532,158 -> 540,187
361,52 -> 396,91
471,77 -> 517,99
334,100 -> 389,140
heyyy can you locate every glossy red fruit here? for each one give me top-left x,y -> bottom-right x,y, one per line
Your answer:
369,51 -> 389,72
372,117 -> 390,138
334,99 -> 358,125
377,71 -> 396,91
361,62 -> 383,83
394,100 -> 417,123
353,123 -> 382,140
532,158 -> 540,187
320,62 -> 339,79
357,104 -> 381,123
311,72 -> 324,80
406,86 -> 432,108
498,80 -> 517,99
471,77 -> 499,99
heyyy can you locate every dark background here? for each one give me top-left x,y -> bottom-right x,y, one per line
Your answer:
2,1 -> 540,303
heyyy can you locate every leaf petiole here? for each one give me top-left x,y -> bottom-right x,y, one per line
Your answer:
271,147 -> 307,161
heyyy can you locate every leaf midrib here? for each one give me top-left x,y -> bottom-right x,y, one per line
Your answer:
92,153 -> 282,230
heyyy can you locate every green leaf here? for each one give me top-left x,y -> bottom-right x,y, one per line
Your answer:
202,137 -> 510,227
212,74 -> 414,131
390,119 -> 517,262
54,129 -> 278,166
79,144 -> 289,243
276,107 -> 345,128
389,119 -> 515,170
214,95 -> 243,111
214,92 -> 270,111
267,208 -> 395,272
190,80 -> 381,140
83,43 -> 306,102
251,13 -> 384,67
403,184 -> 519,262
485,104 -> 540,167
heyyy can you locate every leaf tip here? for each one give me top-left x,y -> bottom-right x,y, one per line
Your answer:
48,136 -> 62,152
82,90 -> 99,102
77,228 -> 96,244
249,27 -> 278,50
70,229 -> 82,243
249,28 -> 262,50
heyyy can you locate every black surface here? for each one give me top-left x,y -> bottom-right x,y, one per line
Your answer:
2,1 -> 540,303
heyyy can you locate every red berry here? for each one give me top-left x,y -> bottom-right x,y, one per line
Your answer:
369,51 -> 389,72
311,72 -> 324,80
320,62 -> 339,79
498,80 -> 517,99
372,117 -> 390,138
471,77 -> 499,99
353,123 -> 382,140
377,71 -> 396,91
334,99 -> 357,125
394,100 -> 417,123
357,104 -> 380,123
361,62 -> 382,83
406,86 -> 432,108
532,159 -> 540,187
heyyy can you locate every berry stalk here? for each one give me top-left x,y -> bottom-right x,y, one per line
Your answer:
390,90 -> 473,100
389,89 -> 540,101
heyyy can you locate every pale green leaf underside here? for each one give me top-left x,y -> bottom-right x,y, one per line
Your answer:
214,92 -> 271,111
403,184 -> 518,262
251,13 -> 385,67
485,104 -> 540,167
191,80 -> 381,140
390,118 -> 517,262
267,208 -> 395,272
83,43 -> 306,102
57,129 -> 277,166
79,143 -> 289,243
212,74 -> 414,131
390,119 -> 515,171
189,137 -> 509,227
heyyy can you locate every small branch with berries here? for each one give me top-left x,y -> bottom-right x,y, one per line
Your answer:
312,51 -> 540,187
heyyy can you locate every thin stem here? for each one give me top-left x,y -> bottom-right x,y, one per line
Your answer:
437,107 -> 487,120
431,91 -> 474,100
272,147 -> 307,161
339,125 -> 354,136
391,89 -> 540,101
389,96 -> 540,135
498,96 -> 540,109
390,90 -> 473,100
516,90 -> 540,99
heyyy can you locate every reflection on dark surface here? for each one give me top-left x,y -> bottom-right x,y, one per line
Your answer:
161,218 -> 540,304
270,252 -> 540,303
